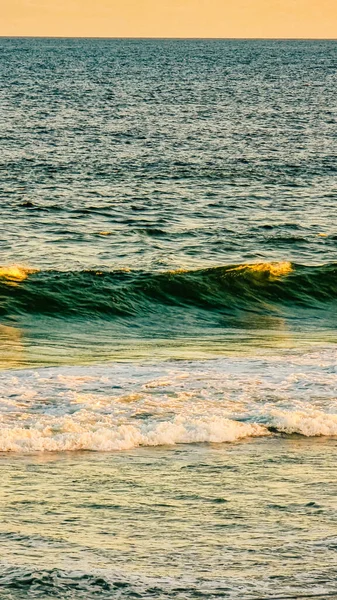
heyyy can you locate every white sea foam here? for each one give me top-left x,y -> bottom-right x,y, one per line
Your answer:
0,417 -> 268,452
270,408 -> 337,437
0,348 -> 337,452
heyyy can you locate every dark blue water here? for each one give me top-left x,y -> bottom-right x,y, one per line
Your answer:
1,39 -> 337,600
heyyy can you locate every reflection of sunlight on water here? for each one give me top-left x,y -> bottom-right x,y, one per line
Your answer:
0,320 -> 329,369
0,438 -> 336,595
219,313 -> 297,349
228,261 -> 293,280
0,324 -> 25,369
0,265 -> 36,286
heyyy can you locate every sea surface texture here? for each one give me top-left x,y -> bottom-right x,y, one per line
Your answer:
1,38 -> 337,599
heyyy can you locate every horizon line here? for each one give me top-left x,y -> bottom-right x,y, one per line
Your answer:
0,35 -> 337,41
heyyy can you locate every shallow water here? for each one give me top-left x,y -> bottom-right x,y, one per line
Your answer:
1,38 -> 337,598
1,439 -> 337,599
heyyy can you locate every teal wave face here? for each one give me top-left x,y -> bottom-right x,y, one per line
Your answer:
1,263 -> 337,322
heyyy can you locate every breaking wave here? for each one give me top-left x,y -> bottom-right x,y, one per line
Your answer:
1,262 -> 337,320
1,409 -> 337,453
1,348 -> 337,453
0,416 -> 268,453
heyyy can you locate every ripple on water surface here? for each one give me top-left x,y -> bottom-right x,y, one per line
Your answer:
1,438 -> 337,598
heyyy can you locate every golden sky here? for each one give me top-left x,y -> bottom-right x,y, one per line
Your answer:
2,0 -> 337,38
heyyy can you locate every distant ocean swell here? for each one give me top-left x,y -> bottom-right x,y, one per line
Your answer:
1,262 -> 337,320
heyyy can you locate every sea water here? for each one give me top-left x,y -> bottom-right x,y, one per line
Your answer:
1,38 -> 337,598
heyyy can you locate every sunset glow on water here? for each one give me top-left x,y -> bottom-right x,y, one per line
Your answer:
1,37 -> 337,599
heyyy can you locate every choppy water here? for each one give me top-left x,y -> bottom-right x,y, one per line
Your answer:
1,38 -> 337,598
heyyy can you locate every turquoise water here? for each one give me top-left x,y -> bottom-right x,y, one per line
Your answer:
1,38 -> 337,598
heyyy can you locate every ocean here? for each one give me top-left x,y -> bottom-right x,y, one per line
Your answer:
1,37 -> 337,599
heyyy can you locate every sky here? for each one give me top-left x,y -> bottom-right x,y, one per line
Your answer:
1,0 -> 337,38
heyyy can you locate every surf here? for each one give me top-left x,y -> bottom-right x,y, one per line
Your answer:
1,262 -> 337,320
